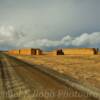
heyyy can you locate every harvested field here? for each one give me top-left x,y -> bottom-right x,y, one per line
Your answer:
15,55 -> 100,89
0,53 -> 97,100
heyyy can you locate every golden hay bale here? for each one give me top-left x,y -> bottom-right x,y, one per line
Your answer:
8,50 -> 20,55
62,48 -> 98,55
20,48 -> 36,55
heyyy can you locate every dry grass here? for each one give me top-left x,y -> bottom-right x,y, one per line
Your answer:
16,55 -> 100,89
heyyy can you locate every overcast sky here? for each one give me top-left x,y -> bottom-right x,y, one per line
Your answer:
0,0 -> 100,50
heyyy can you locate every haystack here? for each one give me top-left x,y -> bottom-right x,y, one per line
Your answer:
20,48 -> 36,55
62,48 -> 98,55
36,49 -> 42,55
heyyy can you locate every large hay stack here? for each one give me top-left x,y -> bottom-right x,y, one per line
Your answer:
20,48 -> 36,55
63,48 -> 98,55
8,50 -> 20,55
56,49 -> 64,55
36,49 -> 42,55
6,48 -> 43,55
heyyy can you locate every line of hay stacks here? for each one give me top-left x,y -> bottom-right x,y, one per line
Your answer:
3,48 -> 99,56
46,48 -> 98,56
7,48 -> 42,55
63,48 -> 98,55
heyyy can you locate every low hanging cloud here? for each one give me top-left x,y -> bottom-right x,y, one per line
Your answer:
0,26 -> 100,50
23,32 -> 100,49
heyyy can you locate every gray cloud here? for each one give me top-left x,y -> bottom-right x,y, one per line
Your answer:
0,0 -> 100,50
23,32 -> 100,49
0,26 -> 24,50
0,25 -> 100,50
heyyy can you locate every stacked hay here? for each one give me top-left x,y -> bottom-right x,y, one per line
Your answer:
20,48 -> 36,55
62,48 -> 98,55
36,49 -> 42,55
56,49 -> 64,55
8,50 -> 20,55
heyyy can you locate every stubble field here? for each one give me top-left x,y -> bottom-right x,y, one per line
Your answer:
16,55 -> 100,89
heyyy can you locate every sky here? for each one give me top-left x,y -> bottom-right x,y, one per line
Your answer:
0,0 -> 100,50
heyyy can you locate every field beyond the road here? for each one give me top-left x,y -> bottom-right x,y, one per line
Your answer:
16,55 -> 100,89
